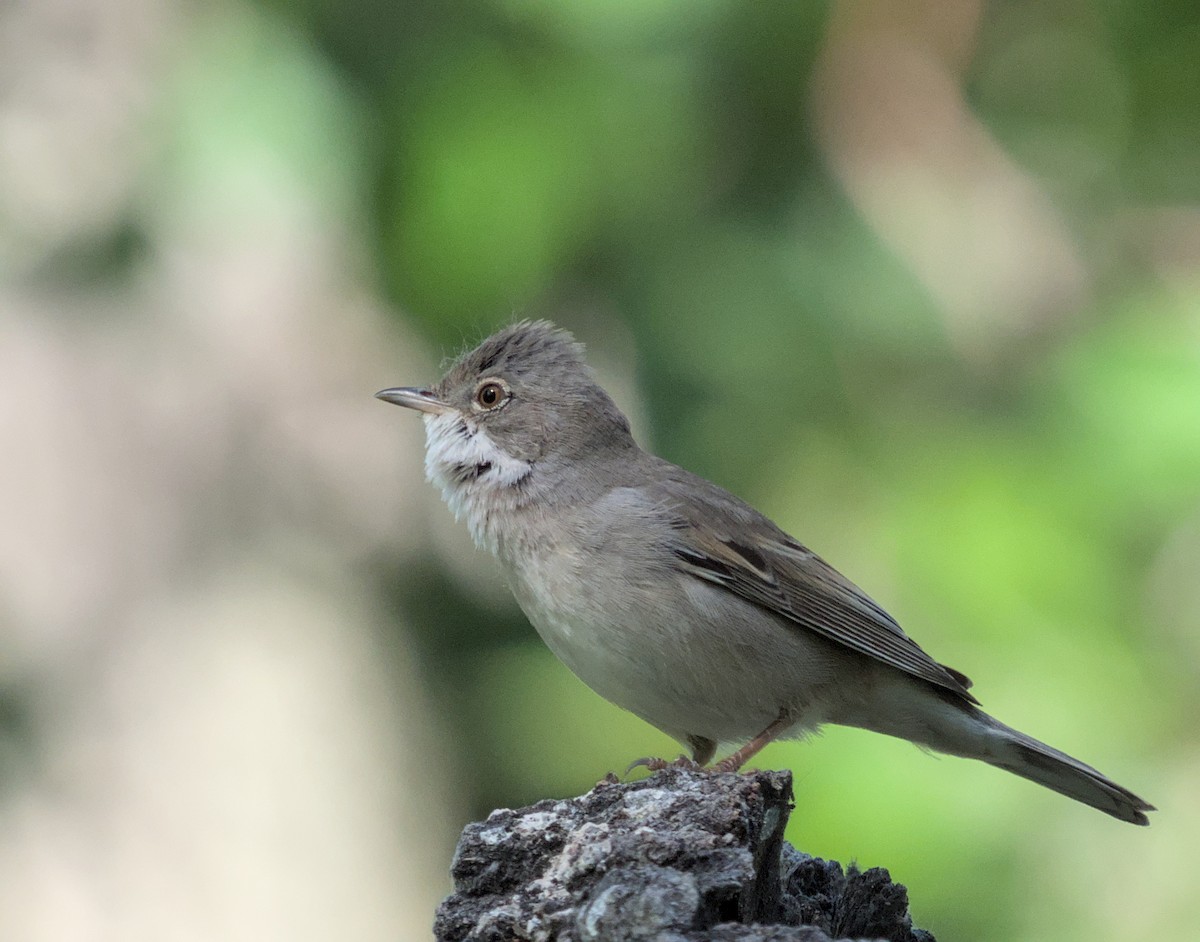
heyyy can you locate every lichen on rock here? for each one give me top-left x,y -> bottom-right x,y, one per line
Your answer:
434,769 -> 934,942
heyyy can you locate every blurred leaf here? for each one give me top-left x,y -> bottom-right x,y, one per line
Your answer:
1049,292 -> 1200,524
493,0 -> 730,51
384,43 -> 596,324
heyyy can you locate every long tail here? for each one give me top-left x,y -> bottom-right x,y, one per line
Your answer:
846,679 -> 1156,824
980,714 -> 1155,825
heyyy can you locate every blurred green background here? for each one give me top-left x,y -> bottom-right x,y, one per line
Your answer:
2,0 -> 1197,939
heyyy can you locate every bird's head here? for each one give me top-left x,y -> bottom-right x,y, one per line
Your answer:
377,321 -> 636,547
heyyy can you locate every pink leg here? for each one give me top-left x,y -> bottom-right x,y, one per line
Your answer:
711,711 -> 793,773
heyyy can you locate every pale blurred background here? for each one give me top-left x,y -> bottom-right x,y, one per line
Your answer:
1,0 -> 1197,939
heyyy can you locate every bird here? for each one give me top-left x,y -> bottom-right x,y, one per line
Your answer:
376,320 -> 1154,825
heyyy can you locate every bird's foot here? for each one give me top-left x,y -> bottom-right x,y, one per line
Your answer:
625,755 -> 702,774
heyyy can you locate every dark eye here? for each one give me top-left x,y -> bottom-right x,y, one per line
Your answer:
475,381 -> 507,409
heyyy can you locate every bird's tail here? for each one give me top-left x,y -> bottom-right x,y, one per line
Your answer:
845,678 -> 1155,824
975,712 -> 1154,826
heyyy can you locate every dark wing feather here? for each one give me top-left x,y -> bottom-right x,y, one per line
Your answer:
659,475 -> 977,703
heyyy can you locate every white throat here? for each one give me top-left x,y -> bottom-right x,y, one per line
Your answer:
422,411 -> 533,552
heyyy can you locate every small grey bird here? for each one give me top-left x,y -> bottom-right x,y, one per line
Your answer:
377,321 -> 1154,825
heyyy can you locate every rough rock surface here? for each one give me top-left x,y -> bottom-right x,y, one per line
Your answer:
434,769 -> 934,942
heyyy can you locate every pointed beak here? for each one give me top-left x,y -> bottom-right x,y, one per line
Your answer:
374,386 -> 450,415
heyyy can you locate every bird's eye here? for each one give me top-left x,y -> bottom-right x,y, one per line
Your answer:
475,381 -> 507,409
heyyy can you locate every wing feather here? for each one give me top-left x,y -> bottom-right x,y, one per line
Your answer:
659,477 -> 977,703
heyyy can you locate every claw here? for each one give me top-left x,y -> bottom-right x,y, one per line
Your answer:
625,756 -> 669,774
625,755 -> 702,775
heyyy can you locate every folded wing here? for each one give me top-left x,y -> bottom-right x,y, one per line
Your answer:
657,474 -> 977,703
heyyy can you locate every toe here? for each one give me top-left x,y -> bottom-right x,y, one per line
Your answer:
625,756 -> 668,774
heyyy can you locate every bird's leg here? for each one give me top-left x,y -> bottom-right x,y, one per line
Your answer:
711,711 -> 793,773
688,734 -> 717,766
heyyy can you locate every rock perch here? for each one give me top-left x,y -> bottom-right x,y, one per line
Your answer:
434,769 -> 934,941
